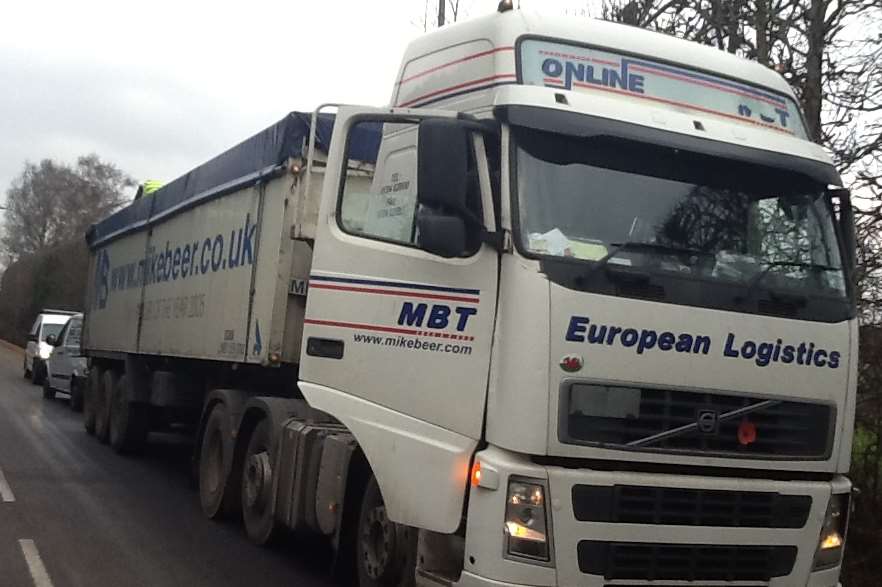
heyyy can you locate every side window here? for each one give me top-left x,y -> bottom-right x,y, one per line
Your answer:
55,323 -> 69,346
65,319 -> 82,348
339,120 -> 418,245
30,318 -> 40,336
338,118 -> 482,250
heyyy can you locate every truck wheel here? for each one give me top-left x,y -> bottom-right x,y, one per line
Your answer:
241,420 -> 277,545
70,379 -> 84,412
95,369 -> 117,444
109,374 -> 149,454
23,358 -> 31,380
357,476 -> 416,587
42,377 -> 55,400
199,403 -> 238,520
84,368 -> 102,435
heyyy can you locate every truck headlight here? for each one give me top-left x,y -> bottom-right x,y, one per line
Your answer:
504,478 -> 550,562
39,343 -> 52,359
812,493 -> 850,570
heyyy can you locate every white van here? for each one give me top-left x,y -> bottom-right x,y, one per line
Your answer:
42,313 -> 86,410
24,310 -> 76,385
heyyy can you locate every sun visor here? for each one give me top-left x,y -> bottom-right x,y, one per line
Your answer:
497,104 -> 841,188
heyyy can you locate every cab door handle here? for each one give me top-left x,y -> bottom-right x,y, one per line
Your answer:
306,337 -> 344,359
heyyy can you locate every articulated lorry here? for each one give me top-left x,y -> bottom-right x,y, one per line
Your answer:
82,6 -> 856,586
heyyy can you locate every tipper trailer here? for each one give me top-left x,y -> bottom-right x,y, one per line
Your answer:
83,7 -> 857,586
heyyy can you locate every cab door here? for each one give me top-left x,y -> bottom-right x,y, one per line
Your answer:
301,108 -> 499,442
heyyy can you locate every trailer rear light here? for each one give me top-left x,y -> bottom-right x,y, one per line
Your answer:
812,492 -> 850,570
505,478 -> 551,562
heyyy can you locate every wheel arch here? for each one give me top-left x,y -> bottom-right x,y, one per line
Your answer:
299,381 -> 477,534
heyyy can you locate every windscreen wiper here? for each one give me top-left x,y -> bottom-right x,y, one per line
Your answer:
588,241 -> 713,276
739,261 -> 840,301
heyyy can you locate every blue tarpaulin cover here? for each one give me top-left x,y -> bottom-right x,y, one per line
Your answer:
87,112 -> 381,248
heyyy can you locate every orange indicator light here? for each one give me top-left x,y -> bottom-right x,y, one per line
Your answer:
738,419 -> 757,446
471,460 -> 482,487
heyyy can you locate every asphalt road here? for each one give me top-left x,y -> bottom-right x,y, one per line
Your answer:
0,345 -> 335,587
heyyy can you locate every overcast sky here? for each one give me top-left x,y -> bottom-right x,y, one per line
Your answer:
0,0 -> 595,201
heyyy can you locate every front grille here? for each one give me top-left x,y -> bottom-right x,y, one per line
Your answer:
578,541 -> 797,581
572,485 -> 812,528
562,384 -> 833,459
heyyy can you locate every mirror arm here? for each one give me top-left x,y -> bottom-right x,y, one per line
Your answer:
455,115 -> 501,136
481,230 -> 505,250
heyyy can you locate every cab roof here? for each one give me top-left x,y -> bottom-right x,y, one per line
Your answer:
396,10 -> 796,102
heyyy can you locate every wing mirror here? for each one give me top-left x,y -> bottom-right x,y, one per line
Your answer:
829,187 -> 856,279
416,119 -> 475,258
416,209 -> 468,259
45,335 -> 57,347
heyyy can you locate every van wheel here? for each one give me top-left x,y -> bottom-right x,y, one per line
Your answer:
23,358 -> 31,380
199,403 -> 238,520
32,360 -> 45,385
70,379 -> 84,412
84,368 -> 102,435
357,475 -> 416,587
109,374 -> 149,454
241,420 -> 277,545
95,369 -> 117,443
42,377 -> 55,400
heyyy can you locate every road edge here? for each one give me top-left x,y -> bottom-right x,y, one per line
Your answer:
0,339 -> 24,356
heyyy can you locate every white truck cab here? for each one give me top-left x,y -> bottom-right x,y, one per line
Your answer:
302,10 -> 854,586
82,8 -> 855,587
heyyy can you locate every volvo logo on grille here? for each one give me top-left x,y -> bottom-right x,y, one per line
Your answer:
697,409 -> 719,434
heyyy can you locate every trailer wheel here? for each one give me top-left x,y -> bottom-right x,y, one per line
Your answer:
70,378 -> 84,412
109,374 -> 149,454
42,377 -> 55,400
199,403 -> 237,520
95,369 -> 117,443
357,475 -> 416,587
84,368 -> 102,435
241,419 -> 277,545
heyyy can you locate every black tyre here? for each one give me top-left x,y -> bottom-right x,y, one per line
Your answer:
42,377 -> 55,400
241,420 -> 276,545
95,369 -> 117,444
356,476 -> 417,587
84,368 -> 102,435
23,358 -> 31,380
199,403 -> 239,520
109,374 -> 150,454
32,359 -> 45,385
70,378 -> 84,412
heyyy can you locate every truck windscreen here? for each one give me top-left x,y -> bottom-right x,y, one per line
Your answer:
512,125 -> 850,321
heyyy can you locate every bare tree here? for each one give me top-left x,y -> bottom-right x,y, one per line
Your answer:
414,0 -> 468,31
2,154 -> 133,260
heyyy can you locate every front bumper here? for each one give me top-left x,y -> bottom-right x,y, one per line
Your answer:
458,445 -> 848,587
